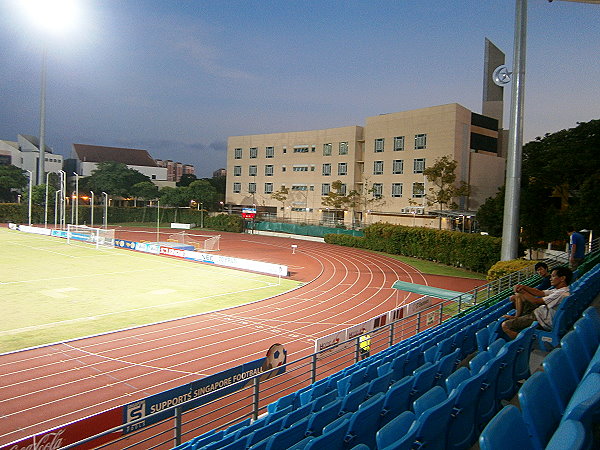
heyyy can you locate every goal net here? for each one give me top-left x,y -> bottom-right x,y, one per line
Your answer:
66,225 -> 115,249
167,231 -> 221,252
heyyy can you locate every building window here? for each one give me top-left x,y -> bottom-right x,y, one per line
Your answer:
323,143 -> 332,156
311,145 -> 316,153
392,159 -> 404,174
412,182 -> 425,198
248,182 -> 256,193
392,183 -> 403,197
322,163 -> 331,176
265,165 -> 274,176
234,148 -> 242,159
339,183 -> 347,195
282,166 -> 286,172
373,160 -> 384,175
414,134 -> 427,150
249,147 -> 258,158
394,136 -> 405,151
249,165 -> 257,176
339,142 -> 348,155
265,146 -> 274,158
294,146 -> 309,153
283,147 -> 287,153
310,165 -> 315,171
264,182 -> 273,194
374,138 -> 385,153
233,166 -> 242,176
321,183 -> 331,195
291,185 -> 308,191
293,165 -> 309,172
338,162 -> 347,176
413,158 -> 426,173
233,182 -> 241,193
372,183 -> 383,198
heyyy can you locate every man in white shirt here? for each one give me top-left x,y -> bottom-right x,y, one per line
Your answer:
501,266 -> 573,340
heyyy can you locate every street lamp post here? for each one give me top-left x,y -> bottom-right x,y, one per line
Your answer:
54,189 -> 60,228
73,172 -> 79,226
90,191 -> 94,227
44,171 -> 50,228
102,192 -> 108,228
59,170 -> 66,228
200,202 -> 204,228
26,170 -> 33,226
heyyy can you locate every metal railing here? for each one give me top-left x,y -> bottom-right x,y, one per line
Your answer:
25,245 -> 599,450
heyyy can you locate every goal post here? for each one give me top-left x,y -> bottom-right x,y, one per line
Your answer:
166,231 -> 221,252
66,224 -> 115,249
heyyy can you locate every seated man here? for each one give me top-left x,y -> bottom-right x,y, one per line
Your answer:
534,262 -> 552,290
501,266 -> 573,340
504,262 -> 552,318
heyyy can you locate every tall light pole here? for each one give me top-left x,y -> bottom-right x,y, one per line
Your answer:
37,46 -> 47,185
26,170 -> 33,226
501,0 -> 528,260
54,189 -> 60,228
59,170 -> 66,228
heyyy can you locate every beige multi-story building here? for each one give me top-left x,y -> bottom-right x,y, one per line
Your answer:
226,103 -> 506,230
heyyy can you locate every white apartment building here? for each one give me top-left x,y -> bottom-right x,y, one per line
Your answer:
0,134 -> 64,183
226,103 -> 506,229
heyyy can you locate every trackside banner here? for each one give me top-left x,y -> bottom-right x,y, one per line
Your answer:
3,344 -> 287,449
122,343 -> 287,433
9,225 -> 288,276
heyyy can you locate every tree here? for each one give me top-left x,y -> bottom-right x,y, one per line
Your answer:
177,173 -> 197,187
271,186 -> 289,217
476,187 -> 504,236
131,181 -> 159,204
0,164 -> 28,202
80,162 -> 151,198
159,186 -> 190,207
22,184 -> 58,206
422,156 -> 470,229
188,180 -> 218,209
475,119 -> 600,246
321,180 -> 359,210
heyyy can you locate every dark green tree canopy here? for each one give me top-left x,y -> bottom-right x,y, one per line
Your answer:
80,161 -> 151,198
477,119 -> 600,246
0,164 -> 28,202
176,173 -> 197,187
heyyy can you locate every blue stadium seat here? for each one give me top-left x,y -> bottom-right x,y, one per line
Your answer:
474,351 -> 503,431
545,419 -> 588,450
344,392 -> 385,449
518,371 -> 563,450
367,370 -> 393,397
446,368 -> 487,450
282,401 -> 314,428
512,323 -> 536,382
305,398 -> 343,437
380,376 -> 413,425
479,405 -> 535,450
267,391 -> 298,413
310,389 -> 338,412
562,372 -> 600,424
337,367 -> 367,396
543,347 -> 580,414
264,405 -> 292,425
573,315 -> 600,360
304,416 -> 351,450
338,382 -> 369,415
411,386 -> 455,450
264,418 -> 309,450
435,348 -> 461,386
561,330 -> 589,381
409,361 -> 440,402
376,410 -> 417,450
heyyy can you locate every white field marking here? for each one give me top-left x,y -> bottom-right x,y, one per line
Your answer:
1,239 -> 432,426
0,283 -> 281,336
40,287 -> 79,299
60,342 -> 200,376
149,289 -> 176,295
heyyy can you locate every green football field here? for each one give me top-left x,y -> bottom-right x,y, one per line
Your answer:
0,227 -> 301,353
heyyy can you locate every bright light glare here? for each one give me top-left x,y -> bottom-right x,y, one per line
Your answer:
20,0 -> 79,34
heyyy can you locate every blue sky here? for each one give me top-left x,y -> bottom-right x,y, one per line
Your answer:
0,0 -> 598,177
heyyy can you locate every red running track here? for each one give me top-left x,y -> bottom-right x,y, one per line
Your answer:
0,230 -> 485,445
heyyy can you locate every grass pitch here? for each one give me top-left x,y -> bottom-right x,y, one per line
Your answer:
0,227 -> 301,353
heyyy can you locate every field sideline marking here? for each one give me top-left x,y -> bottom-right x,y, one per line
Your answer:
1,283 -> 284,336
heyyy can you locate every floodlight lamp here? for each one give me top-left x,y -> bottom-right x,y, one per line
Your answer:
20,0 -> 79,34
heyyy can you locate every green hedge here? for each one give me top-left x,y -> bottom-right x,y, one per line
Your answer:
0,204 -> 244,233
486,259 -> 537,281
325,223 -> 502,273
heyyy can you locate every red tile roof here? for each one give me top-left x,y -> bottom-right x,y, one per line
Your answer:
72,144 -> 158,167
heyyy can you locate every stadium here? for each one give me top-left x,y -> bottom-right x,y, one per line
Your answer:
1,223 -> 598,450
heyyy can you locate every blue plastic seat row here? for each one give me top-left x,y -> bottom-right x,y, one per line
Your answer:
480,306 -> 600,450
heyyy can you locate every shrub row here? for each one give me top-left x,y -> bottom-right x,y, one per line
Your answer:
486,259 -> 537,281
325,223 -> 502,273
